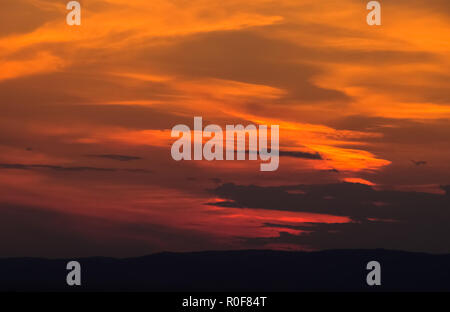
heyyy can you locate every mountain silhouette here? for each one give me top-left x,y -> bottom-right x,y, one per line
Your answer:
1,249 -> 449,291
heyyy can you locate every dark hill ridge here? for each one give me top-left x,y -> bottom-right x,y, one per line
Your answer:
1,249 -> 449,291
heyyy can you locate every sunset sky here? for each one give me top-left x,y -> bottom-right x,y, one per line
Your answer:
1,0 -> 450,257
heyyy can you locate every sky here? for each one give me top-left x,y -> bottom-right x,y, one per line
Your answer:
0,0 -> 449,257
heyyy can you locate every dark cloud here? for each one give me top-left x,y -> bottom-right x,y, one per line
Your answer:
350,78 -> 450,104
86,154 -> 142,162
0,0 -> 59,37
0,163 -> 152,173
327,115 -> 398,132
0,71 -> 192,130
411,160 -> 427,166
211,182 -> 450,219
246,150 -> 322,160
262,223 -> 313,231
140,31 -> 351,104
123,168 -> 153,173
210,182 -> 382,218
209,182 -> 450,253
244,216 -> 450,254
134,30 -> 441,108
0,101 -> 192,132
0,163 -> 115,172
0,202 -> 218,258
328,115 -> 450,145
279,151 -> 322,160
